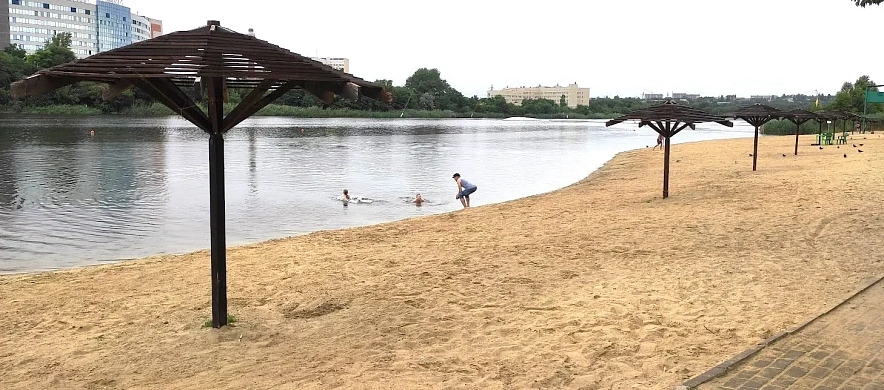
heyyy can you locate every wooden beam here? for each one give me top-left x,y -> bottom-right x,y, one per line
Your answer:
10,75 -> 77,99
221,79 -> 276,132
302,81 -> 337,105
133,78 -> 210,131
102,80 -> 134,101
222,80 -> 300,131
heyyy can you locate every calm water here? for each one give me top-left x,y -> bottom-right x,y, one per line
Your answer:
0,117 -> 753,272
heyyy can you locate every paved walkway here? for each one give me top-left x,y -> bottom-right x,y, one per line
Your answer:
683,277 -> 884,389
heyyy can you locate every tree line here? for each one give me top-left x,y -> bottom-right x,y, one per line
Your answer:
1,33 -> 881,119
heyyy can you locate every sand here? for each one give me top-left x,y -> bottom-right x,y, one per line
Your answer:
2,133 -> 883,390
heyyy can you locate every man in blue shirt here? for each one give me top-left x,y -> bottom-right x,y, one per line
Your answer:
452,173 -> 478,208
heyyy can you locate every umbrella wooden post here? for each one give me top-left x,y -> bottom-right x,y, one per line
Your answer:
208,132 -> 227,328
663,134 -> 671,199
207,76 -> 227,328
794,124 -> 800,155
752,126 -> 759,171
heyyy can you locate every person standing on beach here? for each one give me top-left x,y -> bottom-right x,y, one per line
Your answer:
653,133 -> 664,150
452,173 -> 477,208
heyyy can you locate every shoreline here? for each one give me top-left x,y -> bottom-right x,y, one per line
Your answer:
0,132 -> 750,277
2,133 -> 882,389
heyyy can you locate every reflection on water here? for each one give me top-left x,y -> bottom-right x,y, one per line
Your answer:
0,117 -> 753,272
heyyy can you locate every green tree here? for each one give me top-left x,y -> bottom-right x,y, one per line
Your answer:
27,32 -> 76,69
827,75 -> 879,113
3,44 -> 28,60
559,94 -> 567,107
0,51 -> 35,105
854,0 -> 882,6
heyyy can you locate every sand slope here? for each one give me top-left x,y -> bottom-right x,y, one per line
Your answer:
2,134 -> 883,389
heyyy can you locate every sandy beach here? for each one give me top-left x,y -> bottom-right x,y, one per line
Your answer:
2,133 -> 883,389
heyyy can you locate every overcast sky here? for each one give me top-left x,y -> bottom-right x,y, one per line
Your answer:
126,0 -> 882,99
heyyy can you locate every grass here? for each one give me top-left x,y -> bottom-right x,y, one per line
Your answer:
202,314 -> 238,328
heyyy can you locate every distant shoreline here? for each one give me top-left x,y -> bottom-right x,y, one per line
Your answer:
0,104 -> 617,120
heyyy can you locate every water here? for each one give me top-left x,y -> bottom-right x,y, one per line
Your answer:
0,117 -> 753,273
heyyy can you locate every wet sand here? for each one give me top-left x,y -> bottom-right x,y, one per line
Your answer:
2,133 -> 883,389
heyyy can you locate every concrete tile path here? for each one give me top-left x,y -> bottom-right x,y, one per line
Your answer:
683,277 -> 884,389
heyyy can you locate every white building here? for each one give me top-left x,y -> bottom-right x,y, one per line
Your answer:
310,57 -> 349,73
488,83 -> 591,108
6,0 -> 99,57
131,13 -> 150,42
3,0 -> 161,58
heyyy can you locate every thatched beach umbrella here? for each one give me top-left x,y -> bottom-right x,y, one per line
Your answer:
606,100 -> 733,199
730,104 -> 782,171
11,21 -> 392,328
779,109 -> 821,155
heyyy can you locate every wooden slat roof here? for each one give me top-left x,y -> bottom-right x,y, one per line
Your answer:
778,109 -> 822,124
605,100 -> 733,128
12,20 -> 386,99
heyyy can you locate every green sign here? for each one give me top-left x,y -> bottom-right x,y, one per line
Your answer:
867,90 -> 884,103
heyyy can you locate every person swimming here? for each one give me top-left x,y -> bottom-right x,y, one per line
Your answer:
413,193 -> 423,205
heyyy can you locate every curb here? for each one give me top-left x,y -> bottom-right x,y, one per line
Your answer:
675,274 -> 884,390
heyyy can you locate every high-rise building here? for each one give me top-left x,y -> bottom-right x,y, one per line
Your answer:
487,83 -> 590,108
3,0 -> 161,58
310,57 -> 349,73
96,0 -> 130,52
7,0 -> 99,57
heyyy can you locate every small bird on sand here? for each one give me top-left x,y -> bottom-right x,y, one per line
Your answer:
782,154 -> 787,157
858,149 -> 864,153
844,154 -> 847,158
819,146 -> 824,150
859,143 -> 864,146
749,153 -> 753,157
853,144 -> 857,147
837,146 -> 840,149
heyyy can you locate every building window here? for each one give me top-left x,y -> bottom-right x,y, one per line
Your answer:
12,0 -> 20,4
43,3 -> 48,9
85,9 -> 90,15
71,7 -> 76,12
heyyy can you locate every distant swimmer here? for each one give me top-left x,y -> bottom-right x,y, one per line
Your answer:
413,193 -> 423,206
90,129 -> 95,137
452,173 -> 477,208
342,189 -> 351,206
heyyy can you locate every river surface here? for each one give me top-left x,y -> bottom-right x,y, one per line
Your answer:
0,117 -> 753,272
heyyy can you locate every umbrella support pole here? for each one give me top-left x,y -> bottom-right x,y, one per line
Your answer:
663,134 -> 671,199
209,132 -> 227,328
794,126 -> 800,156
753,126 -> 759,171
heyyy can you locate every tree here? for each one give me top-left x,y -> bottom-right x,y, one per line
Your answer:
3,44 -> 27,60
27,32 -> 76,69
559,94 -> 567,107
828,75 -> 879,113
854,0 -> 882,6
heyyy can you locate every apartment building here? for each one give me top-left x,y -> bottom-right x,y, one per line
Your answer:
487,83 -> 590,108
311,57 -> 349,73
4,0 -> 161,58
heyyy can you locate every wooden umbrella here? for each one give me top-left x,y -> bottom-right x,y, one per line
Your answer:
779,109 -> 822,155
606,100 -> 733,199
11,20 -> 392,328
730,104 -> 782,171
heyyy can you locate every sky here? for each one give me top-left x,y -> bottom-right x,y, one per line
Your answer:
125,0 -> 883,99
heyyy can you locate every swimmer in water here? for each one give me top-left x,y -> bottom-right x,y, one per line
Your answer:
413,193 -> 423,205
342,189 -> 351,205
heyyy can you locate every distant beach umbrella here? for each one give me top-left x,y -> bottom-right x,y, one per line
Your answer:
728,104 -> 782,172
778,110 -> 823,156
606,100 -> 733,199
